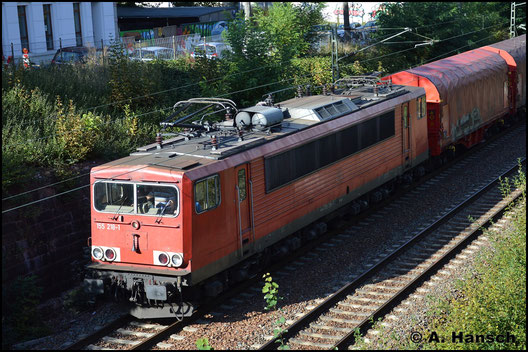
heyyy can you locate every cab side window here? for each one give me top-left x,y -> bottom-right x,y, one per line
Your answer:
417,96 -> 426,119
237,169 -> 247,201
195,175 -> 220,213
402,104 -> 409,128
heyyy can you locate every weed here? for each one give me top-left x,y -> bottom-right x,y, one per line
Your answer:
262,272 -> 281,311
196,337 -> 214,350
63,285 -> 91,314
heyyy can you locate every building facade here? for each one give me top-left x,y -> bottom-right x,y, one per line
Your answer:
2,2 -> 118,64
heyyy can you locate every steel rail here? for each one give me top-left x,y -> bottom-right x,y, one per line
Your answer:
63,122 -> 524,350
259,158 -> 525,350
64,314 -> 134,350
333,160 -> 525,350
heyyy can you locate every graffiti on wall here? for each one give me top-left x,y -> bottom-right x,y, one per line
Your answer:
120,29 -> 155,41
451,107 -> 482,139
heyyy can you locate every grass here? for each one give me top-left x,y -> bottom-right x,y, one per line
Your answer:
418,166 -> 526,350
352,163 -> 526,350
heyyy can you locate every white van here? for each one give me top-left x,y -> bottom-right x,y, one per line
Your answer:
191,42 -> 231,60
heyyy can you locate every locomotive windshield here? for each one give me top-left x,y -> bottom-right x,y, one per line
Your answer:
94,181 -> 179,217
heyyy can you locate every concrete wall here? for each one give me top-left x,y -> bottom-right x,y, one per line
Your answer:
2,173 -> 92,299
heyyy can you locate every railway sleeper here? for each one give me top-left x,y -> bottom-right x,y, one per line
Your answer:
330,308 -> 377,317
289,338 -> 334,349
310,323 -> 353,333
299,331 -> 343,340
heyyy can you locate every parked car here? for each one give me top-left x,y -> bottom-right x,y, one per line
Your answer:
191,42 -> 231,60
358,20 -> 378,33
130,46 -> 175,61
51,46 -> 91,65
337,23 -> 361,37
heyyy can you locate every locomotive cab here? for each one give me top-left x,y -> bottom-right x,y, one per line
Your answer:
85,165 -> 194,319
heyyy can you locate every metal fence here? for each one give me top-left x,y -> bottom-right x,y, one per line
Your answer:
123,33 -> 222,60
2,33 -> 227,66
2,35 -> 115,66
2,30 -> 376,67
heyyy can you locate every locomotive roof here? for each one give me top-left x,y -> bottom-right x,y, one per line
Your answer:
114,84 -> 424,173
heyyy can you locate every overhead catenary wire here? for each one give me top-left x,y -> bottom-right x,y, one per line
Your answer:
343,20 -> 508,67
6,59 -> 290,132
1,153 -> 155,202
2,22 -> 510,211
2,73 -> 313,207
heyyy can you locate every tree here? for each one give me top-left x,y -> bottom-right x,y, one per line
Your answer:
222,3 -> 324,106
170,2 -> 223,6
370,2 -> 512,74
116,2 -> 150,7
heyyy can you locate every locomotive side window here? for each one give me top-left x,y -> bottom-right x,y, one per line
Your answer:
195,175 -> 220,213
265,110 -> 395,192
94,182 -> 134,213
417,96 -> 426,119
237,169 -> 247,201
402,104 -> 409,128
136,184 -> 178,216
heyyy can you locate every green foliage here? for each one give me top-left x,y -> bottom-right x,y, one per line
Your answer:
2,83 -> 62,192
273,315 -> 290,350
1,3 -> 329,195
253,3 -> 324,63
373,2 -> 513,74
292,56 -> 332,87
107,39 -> 156,110
262,273 -> 289,349
420,168 -> 526,350
2,275 -> 51,349
262,272 -> 281,311
63,285 -> 91,313
222,3 -> 325,106
196,337 -> 214,350
55,97 -> 100,163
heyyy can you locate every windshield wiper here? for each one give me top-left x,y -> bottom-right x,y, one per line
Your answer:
155,200 -> 174,224
112,196 -> 128,220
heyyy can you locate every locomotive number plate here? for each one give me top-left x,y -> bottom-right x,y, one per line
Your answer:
96,223 -> 121,231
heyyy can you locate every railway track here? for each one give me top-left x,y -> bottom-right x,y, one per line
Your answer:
258,159 -> 525,350
63,122 -> 524,350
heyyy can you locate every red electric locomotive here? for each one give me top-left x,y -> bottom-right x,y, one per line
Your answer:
85,35 -> 525,319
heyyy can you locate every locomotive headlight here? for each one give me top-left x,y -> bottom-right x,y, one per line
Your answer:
171,253 -> 184,267
104,248 -> 116,261
131,220 -> 140,230
92,247 -> 104,260
158,252 -> 169,266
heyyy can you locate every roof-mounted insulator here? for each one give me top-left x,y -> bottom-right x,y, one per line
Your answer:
225,109 -> 233,121
374,86 -> 379,96
238,129 -> 244,142
297,86 -> 303,98
211,135 -> 218,150
156,133 -> 162,149
265,94 -> 274,106
322,85 -> 328,96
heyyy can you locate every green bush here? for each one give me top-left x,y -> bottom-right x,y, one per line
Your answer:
2,275 -> 51,349
421,169 -> 526,350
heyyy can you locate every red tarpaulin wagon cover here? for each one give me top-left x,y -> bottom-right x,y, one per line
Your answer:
388,48 -> 509,144
484,34 -> 526,107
